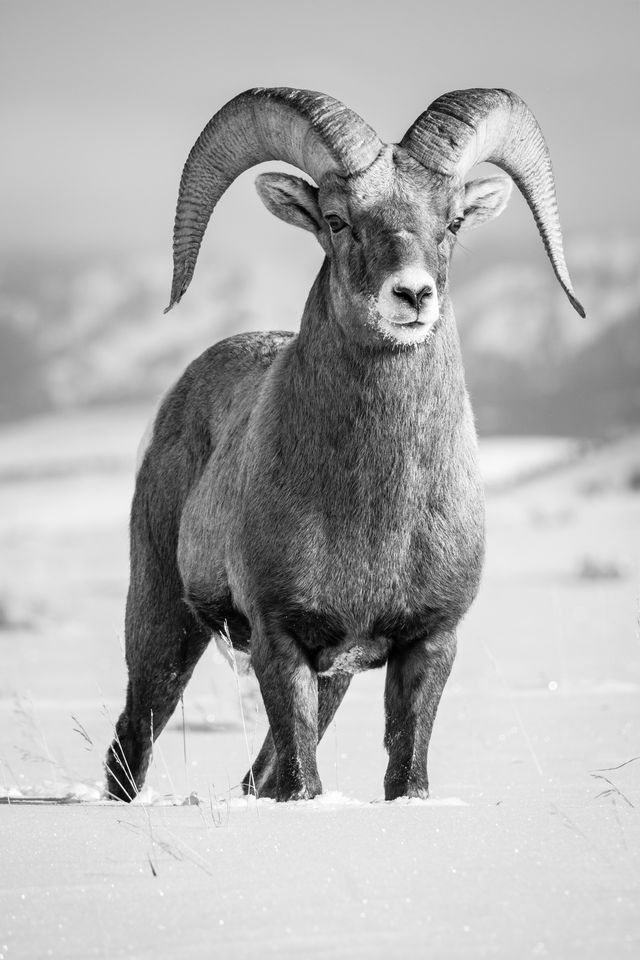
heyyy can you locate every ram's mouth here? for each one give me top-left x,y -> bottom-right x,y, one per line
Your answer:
390,316 -> 425,328
364,295 -> 436,345
374,307 -> 441,346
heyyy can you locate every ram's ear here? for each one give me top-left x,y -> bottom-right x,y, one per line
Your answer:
255,173 -> 323,236
460,176 -> 513,231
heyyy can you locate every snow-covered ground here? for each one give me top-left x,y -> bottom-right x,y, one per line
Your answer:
0,407 -> 639,958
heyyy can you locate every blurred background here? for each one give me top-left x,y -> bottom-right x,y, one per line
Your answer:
1,0 -> 639,434
0,0 -> 639,806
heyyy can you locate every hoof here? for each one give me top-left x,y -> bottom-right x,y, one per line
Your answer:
104,738 -> 145,803
384,779 -> 429,802
276,774 -> 322,802
104,762 -> 136,802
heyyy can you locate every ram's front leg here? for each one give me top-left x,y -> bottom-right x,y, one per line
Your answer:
242,673 -> 352,797
383,630 -> 457,800
251,621 -> 321,801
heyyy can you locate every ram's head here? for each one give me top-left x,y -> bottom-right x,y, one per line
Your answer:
167,87 -> 584,345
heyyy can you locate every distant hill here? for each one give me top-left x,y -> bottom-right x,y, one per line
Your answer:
1,234 -> 638,436
456,233 -> 640,435
0,255 -> 253,417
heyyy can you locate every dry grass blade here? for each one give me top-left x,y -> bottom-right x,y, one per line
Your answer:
71,714 -> 94,751
118,818 -> 214,876
592,756 -> 640,774
180,695 -> 190,799
590,773 -> 634,809
101,703 -> 139,800
104,762 -> 135,803
218,620 -> 258,805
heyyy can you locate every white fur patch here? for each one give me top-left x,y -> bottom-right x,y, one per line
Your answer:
318,645 -> 370,677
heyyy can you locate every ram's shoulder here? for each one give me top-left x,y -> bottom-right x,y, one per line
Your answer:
166,329 -> 295,408
194,330 -> 296,374
137,331 -> 295,472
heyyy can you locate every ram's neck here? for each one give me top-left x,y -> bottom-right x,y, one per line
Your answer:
280,260 -> 470,467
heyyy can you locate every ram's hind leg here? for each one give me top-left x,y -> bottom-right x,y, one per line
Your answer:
105,553 -> 210,802
242,673 -> 352,798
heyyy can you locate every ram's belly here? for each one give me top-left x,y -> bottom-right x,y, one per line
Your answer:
271,596 -> 458,677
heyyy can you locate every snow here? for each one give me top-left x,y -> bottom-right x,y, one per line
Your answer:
1,409 -> 639,957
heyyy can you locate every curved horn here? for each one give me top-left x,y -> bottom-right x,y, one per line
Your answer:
166,87 -> 382,311
400,89 -> 585,317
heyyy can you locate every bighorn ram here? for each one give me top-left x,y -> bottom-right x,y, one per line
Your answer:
105,87 -> 583,802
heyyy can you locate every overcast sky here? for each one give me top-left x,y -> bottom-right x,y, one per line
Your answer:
1,0 -> 638,303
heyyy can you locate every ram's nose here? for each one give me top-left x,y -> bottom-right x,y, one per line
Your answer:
392,277 -> 434,310
379,267 -> 439,329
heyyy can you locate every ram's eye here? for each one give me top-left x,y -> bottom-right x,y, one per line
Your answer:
325,213 -> 347,234
448,217 -> 464,235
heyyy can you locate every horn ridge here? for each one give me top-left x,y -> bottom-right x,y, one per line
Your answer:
400,88 -> 584,317
166,87 -> 382,311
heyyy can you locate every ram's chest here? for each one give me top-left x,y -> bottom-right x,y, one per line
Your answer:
240,443 -> 485,631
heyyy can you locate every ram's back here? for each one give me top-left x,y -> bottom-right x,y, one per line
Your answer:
132,330 -> 295,558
